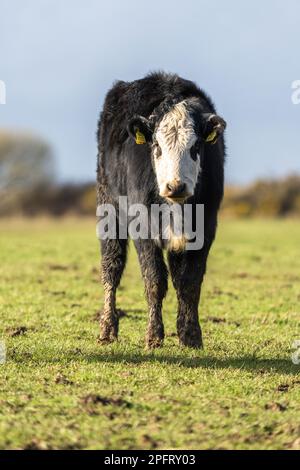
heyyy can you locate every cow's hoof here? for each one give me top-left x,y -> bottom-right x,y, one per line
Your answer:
146,323 -> 164,349
97,333 -> 117,345
146,335 -> 164,349
98,316 -> 119,345
179,332 -> 203,349
180,339 -> 203,349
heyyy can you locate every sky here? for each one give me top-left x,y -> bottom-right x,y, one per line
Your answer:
0,0 -> 299,185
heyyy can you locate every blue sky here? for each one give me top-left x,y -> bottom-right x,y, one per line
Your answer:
0,0 -> 299,184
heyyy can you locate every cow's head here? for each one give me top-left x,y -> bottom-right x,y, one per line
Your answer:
128,99 -> 226,203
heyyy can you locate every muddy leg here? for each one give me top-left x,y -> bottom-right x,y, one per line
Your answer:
168,250 -> 206,348
99,238 -> 127,344
135,240 -> 168,348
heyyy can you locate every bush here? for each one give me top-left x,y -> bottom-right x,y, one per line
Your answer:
222,176 -> 300,218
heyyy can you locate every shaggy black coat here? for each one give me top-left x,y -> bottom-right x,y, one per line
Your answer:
97,72 -> 226,348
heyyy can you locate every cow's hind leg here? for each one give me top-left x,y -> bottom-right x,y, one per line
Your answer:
99,238 -> 127,344
168,250 -> 206,348
135,241 -> 168,349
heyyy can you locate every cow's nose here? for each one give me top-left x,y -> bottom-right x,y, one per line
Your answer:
166,182 -> 187,198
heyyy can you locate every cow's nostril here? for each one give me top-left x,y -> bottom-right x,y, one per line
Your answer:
176,183 -> 186,195
166,182 -> 186,198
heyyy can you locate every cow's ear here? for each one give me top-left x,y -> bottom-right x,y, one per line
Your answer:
202,113 -> 226,145
128,116 -> 153,144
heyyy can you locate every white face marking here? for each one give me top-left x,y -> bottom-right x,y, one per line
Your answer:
153,101 -> 201,200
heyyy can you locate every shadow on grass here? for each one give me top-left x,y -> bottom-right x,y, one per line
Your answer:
83,353 -> 300,375
10,349 -> 300,375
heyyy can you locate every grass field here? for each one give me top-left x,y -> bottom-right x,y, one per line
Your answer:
0,218 -> 299,450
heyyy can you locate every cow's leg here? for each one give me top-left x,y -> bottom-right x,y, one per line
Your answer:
99,238 -> 128,344
168,250 -> 208,348
134,240 -> 168,348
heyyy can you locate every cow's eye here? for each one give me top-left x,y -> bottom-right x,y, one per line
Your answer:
154,143 -> 162,159
190,144 -> 199,161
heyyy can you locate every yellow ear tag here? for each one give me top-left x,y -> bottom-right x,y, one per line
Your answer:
135,130 -> 146,145
205,129 -> 218,144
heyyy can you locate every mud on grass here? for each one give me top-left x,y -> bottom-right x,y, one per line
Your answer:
0,218 -> 299,449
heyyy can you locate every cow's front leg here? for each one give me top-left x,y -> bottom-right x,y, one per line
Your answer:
99,238 -> 127,344
100,282 -> 118,343
168,250 -> 206,348
135,240 -> 168,348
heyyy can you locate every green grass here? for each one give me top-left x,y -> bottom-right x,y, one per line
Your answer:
0,218 -> 299,450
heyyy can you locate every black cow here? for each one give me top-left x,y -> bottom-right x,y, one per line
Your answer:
97,72 -> 226,348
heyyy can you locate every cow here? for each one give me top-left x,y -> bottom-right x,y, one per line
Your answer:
96,72 -> 226,349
